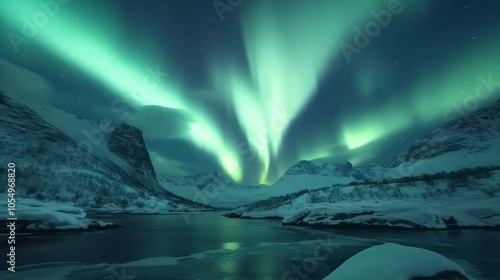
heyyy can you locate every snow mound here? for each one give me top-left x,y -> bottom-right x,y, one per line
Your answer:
0,194 -> 110,230
324,243 -> 469,280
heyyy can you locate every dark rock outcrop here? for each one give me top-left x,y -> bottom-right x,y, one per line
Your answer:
107,123 -> 158,184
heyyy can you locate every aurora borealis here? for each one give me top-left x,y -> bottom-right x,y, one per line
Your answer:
1,0 -> 499,184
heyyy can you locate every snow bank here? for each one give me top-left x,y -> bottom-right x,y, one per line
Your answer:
227,176 -> 500,229
324,243 -> 469,280
279,198 -> 500,229
0,194 -> 112,230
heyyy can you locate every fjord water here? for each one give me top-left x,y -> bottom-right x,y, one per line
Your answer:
6,213 -> 500,280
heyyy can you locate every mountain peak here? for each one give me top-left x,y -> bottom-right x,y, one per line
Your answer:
106,122 -> 157,182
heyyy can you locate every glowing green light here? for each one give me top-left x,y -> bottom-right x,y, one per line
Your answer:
212,0 -> 389,182
342,104 -> 411,150
0,1 -> 243,182
222,242 -> 241,250
188,121 -> 242,182
411,39 -> 500,121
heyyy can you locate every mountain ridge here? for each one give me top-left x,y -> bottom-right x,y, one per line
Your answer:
0,90 -> 211,212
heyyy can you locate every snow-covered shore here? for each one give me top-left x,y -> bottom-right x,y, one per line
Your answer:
225,172 -> 500,230
0,194 -> 117,232
227,197 -> 500,230
282,198 -> 500,230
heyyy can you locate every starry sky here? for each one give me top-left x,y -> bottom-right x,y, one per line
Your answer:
1,0 -> 500,185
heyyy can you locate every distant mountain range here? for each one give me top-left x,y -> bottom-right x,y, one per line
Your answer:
158,161 -> 388,208
3,87 -> 499,216
161,100 -> 500,210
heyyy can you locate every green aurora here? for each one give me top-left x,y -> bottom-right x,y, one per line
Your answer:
1,0 -> 499,184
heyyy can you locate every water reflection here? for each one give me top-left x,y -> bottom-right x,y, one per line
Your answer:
222,241 -> 241,250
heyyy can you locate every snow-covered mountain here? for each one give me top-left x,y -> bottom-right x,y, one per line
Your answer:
271,160 -> 386,192
281,160 -> 373,182
159,171 -> 271,208
223,100 -> 500,229
159,161 -> 387,208
0,91 -> 210,212
389,100 -> 500,177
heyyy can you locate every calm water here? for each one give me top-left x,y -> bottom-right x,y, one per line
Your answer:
1,212 -> 499,280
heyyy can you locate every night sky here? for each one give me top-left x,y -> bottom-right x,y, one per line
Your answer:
1,0 -> 499,184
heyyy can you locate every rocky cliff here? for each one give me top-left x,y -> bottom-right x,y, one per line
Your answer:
0,91 -> 210,212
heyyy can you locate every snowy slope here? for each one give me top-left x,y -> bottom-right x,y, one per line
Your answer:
159,161 -> 386,208
159,172 -> 271,208
0,91 -> 210,212
389,100 -> 500,177
224,101 -> 500,229
269,161 -> 386,195
226,170 -> 500,229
